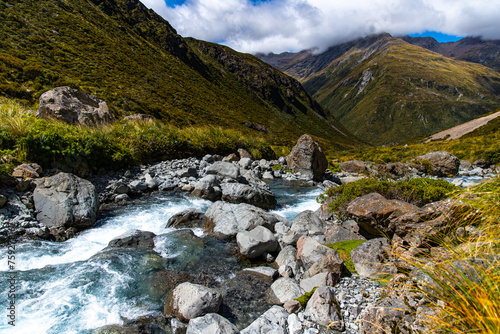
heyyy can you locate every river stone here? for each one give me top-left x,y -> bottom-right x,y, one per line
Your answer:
241,306 -> 289,334
166,208 -> 205,228
296,236 -> 340,270
206,161 -> 240,179
220,182 -> 277,210
290,210 -> 324,236
324,221 -> 366,244
37,86 -> 113,125
300,272 -> 336,293
203,201 -> 290,238
303,252 -> 344,281
164,282 -> 222,323
304,286 -> 342,329
192,175 -> 221,201
145,270 -> 193,301
276,245 -> 301,277
242,266 -> 278,279
33,172 -> 98,230
186,314 -> 239,334
339,160 -> 368,174
239,158 -> 253,169
281,229 -> 303,246
171,318 -> 188,334
284,300 -> 302,314
415,151 -> 460,177
351,238 -> 397,279
223,154 -> 239,162
236,226 -> 278,258
12,163 -> 41,179
108,230 -> 156,249
266,277 -> 304,305
286,134 -> 328,181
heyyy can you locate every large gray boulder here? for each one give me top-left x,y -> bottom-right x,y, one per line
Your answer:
164,282 -> 222,323
166,208 -> 205,229
286,134 -> 328,181
241,306 -> 289,334
186,314 -> 239,334
220,182 -> 277,210
304,286 -> 342,329
37,86 -> 113,126
203,201 -> 291,238
192,175 -> 221,201
206,161 -> 240,179
415,151 -> 460,177
236,226 -> 278,259
33,172 -> 98,231
350,238 -> 397,279
290,210 -> 324,237
275,245 -> 302,277
266,277 -> 304,305
296,236 -> 341,270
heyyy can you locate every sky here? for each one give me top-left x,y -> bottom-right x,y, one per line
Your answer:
140,0 -> 500,54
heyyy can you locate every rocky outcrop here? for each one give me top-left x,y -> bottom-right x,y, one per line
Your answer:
164,282 -> 222,323
33,173 -> 98,238
37,86 -> 113,126
286,134 -> 328,181
415,151 -> 460,177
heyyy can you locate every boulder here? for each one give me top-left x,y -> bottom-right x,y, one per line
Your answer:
350,238 -> 397,279
276,245 -> 301,277
164,282 -> 222,323
304,286 -> 342,329
283,300 -> 302,314
239,157 -> 253,169
186,314 -> 239,334
373,162 -> 416,179
290,210 -> 324,236
303,252 -> 344,282
166,208 -> 205,229
358,297 -> 414,334
266,277 -> 304,305
37,86 -> 113,125
347,192 -> 420,236
242,266 -> 278,280
203,201 -> 290,238
241,306 -> 289,334
339,160 -> 368,174
191,175 -> 221,201
238,148 -> 254,159
206,162 -> 240,179
473,158 -> 490,169
300,272 -> 336,293
107,230 -> 156,249
296,236 -> 340,270
12,163 -> 42,179
415,151 -> 460,177
220,183 -> 277,210
223,154 -> 239,162
236,226 -> 278,258
286,134 -> 328,181
33,172 -> 98,231
324,221 -> 366,244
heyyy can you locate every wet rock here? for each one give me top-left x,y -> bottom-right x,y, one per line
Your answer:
166,208 -> 205,229
241,306 -> 289,334
242,267 -> 277,280
33,172 -> 98,232
304,286 -> 342,329
145,270 -> 193,301
164,282 -> 222,323
415,151 -> 460,177
286,134 -> 328,181
350,238 -> 397,279
108,230 -> 156,249
186,314 -> 239,334
236,226 -> 278,258
266,277 -> 304,305
37,86 -> 113,125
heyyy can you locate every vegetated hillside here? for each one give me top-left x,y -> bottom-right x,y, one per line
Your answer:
257,34 -> 500,145
0,0 -> 360,150
401,36 -> 500,72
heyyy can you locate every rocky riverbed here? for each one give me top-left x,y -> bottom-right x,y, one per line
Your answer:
0,135 -> 498,334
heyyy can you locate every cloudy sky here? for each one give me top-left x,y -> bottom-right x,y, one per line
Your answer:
140,0 -> 500,54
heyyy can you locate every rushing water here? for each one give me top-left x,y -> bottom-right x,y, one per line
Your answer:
0,181 -> 321,334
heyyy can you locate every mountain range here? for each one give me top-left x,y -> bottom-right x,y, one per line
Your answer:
257,34 -> 500,145
0,0 -> 360,150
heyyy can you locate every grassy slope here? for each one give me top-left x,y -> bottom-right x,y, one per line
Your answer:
0,0 -> 361,150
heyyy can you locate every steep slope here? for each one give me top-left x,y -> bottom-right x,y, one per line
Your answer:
401,36 -> 500,72
257,34 -> 500,145
0,0 -> 360,149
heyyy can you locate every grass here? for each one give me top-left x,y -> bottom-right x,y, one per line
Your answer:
0,97 -> 274,177
295,287 -> 318,307
325,239 -> 366,273
392,177 -> 500,333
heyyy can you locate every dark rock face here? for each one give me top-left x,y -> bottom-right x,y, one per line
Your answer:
286,134 -> 328,181
166,208 -> 205,229
107,230 -> 156,249
33,172 -> 98,231
416,151 -> 460,177
37,86 -> 114,126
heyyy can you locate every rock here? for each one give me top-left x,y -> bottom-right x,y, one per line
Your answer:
144,173 -> 158,189
373,162 -> 415,179
33,172 -> 98,231
347,192 -> 420,237
166,208 -> 205,229
239,158 -> 253,169
112,180 -> 130,194
182,185 -> 194,192
238,148 -> 254,159
415,151 -> 460,177
304,286 -> 342,329
123,113 -> 154,122
220,182 -> 277,210
206,162 -> 240,179
37,86 -> 113,125
107,230 -> 156,249
459,160 -> 473,171
244,122 -> 268,134
203,201 -> 290,238
300,272 -> 336,293
339,160 -> 368,174
266,277 -> 304,305
171,318 -> 188,334
287,313 -> 303,334
177,168 -> 198,178
303,252 -> 344,282
262,171 -> 274,180
0,195 -> 6,208
236,226 -> 278,258
12,163 -> 41,179
296,236 -> 340,270
191,175 -> 221,201
324,221 -> 366,244
276,246 -> 301,277
129,180 -> 148,192
164,282 -> 222,323
284,300 -> 303,314
473,158 -> 490,169
339,175 -> 366,184
291,211 -> 324,236
286,134 -> 328,181
186,314 -> 239,334
281,229 -> 303,246
358,297 -> 414,334
145,270 -> 193,301
350,238 -> 397,279
241,306 -> 289,334
242,266 -> 278,280
223,154 -> 239,162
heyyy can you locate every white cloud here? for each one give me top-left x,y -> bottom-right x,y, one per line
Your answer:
139,0 -> 500,54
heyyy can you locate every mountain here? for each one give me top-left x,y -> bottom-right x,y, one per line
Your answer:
0,0 -> 360,150
401,36 -> 500,72
257,34 -> 500,145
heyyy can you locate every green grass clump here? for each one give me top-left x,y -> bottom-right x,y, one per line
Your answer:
318,177 -> 458,215
325,239 -> 366,273
294,287 -> 318,307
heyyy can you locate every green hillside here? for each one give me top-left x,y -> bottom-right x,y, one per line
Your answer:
0,0 -> 360,150
258,34 -> 500,145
